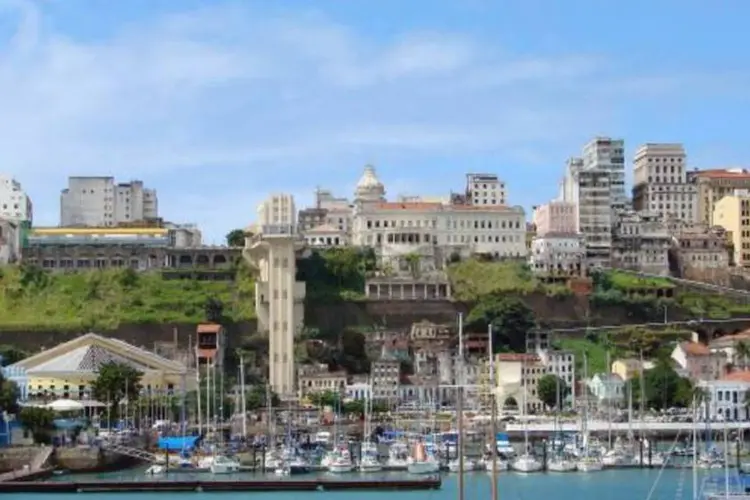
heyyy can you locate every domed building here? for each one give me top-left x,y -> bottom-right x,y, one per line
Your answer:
354,164 -> 386,203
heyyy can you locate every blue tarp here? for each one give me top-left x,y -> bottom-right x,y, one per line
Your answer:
158,436 -> 200,451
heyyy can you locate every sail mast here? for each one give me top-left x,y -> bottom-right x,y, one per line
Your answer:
457,313 -> 465,500
489,323 -> 498,500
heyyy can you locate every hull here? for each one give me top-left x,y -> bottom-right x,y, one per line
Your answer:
547,460 -> 577,472
576,460 -> 604,472
512,457 -> 543,473
407,460 -> 440,475
210,464 -> 240,474
485,460 -> 509,472
359,463 -> 383,472
448,460 -> 476,472
328,462 -> 354,473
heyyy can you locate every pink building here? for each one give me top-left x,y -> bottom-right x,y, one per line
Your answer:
533,201 -> 577,236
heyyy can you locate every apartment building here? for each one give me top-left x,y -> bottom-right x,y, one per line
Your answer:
465,173 -> 506,206
533,201 -> 576,235
582,137 -> 627,213
713,191 -> 750,268
611,210 -> 671,275
529,232 -> 586,276
691,169 -> 750,226
632,143 -> 697,222
0,175 -> 32,223
60,177 -> 158,227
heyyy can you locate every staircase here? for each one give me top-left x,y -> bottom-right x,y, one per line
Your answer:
30,446 -> 54,470
100,440 -> 160,463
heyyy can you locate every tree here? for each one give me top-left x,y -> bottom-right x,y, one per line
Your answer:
0,372 -> 20,415
308,390 -> 341,408
0,345 -> 28,366
467,295 -> 535,353
537,374 -> 569,410
226,229 -> 246,247
204,298 -> 225,323
628,361 -> 693,410
736,341 -> 750,370
91,362 -> 143,413
403,253 -> 421,278
19,406 -> 55,444
245,386 -> 280,410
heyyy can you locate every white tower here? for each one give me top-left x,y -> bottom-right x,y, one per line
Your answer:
244,194 -> 306,398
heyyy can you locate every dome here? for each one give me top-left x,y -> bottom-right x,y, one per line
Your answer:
355,164 -> 385,200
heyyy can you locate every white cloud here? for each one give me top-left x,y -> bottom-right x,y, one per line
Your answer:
0,0 -> 734,242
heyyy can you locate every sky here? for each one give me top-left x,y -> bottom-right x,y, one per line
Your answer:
0,0 -> 749,244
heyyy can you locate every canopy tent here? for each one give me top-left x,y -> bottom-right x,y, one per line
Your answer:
157,436 -> 201,451
47,399 -> 85,412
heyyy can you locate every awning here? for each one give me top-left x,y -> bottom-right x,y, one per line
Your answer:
157,436 -> 201,451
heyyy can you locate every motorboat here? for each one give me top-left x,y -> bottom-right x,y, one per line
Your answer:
145,464 -> 165,475
511,454 -> 543,473
547,456 -> 577,472
576,456 -> 604,472
359,454 -> 383,472
407,442 -> 440,475
448,457 -> 476,472
210,455 -> 241,474
327,454 -> 354,473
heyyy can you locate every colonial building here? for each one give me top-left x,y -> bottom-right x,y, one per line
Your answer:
370,357 -> 400,403
586,373 -> 625,408
297,364 -> 347,399
533,201 -> 577,235
494,353 -> 544,414
672,224 -> 730,279
691,168 -> 750,227
611,210 -> 671,275
529,232 -> 586,277
698,371 -> 750,421
713,192 -> 750,268
671,342 -> 726,381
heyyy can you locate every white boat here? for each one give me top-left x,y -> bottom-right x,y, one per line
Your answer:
359,455 -> 383,472
485,458 -> 509,472
511,454 -> 543,473
602,449 -> 630,466
145,464 -> 165,475
576,456 -> 604,472
210,455 -> 241,474
547,457 -> 577,472
407,442 -> 440,475
448,457 -> 476,472
386,442 -> 409,468
274,464 -> 291,476
328,455 -> 354,473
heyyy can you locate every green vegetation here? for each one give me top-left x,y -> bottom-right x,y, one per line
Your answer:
537,374 -> 570,410
0,265 -> 256,330
607,270 -> 674,290
296,247 -> 376,302
467,295 -> 535,353
677,291 -> 750,320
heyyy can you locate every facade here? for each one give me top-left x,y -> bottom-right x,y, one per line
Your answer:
465,173 -> 506,206
494,353 -> 544,414
303,224 -> 348,248
371,358 -> 400,403
671,342 -> 726,381
195,323 -> 225,367
692,169 -> 750,226
244,194 -> 306,398
537,350 -> 576,396
0,175 -> 32,222
582,137 -> 627,213
586,373 -> 625,407
529,232 -> 586,276
60,177 -> 158,227
533,201 -> 576,235
297,364 -> 347,399
632,143 -> 697,222
698,371 -> 750,421
2,332 -> 193,402
713,193 -> 750,268
0,219 -> 21,264
611,358 -> 654,380
611,211 -> 671,275
672,225 -> 730,276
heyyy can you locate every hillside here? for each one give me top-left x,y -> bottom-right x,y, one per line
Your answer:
0,266 -> 255,330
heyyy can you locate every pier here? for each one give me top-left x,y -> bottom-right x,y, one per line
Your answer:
0,477 -> 442,493
503,420 -> 750,438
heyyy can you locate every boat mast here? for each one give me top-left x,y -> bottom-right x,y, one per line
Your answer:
488,323 -> 498,500
240,354 -> 247,440
692,393 -> 698,500
457,313 -> 465,500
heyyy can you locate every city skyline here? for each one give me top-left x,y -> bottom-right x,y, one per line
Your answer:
1,0 -> 749,243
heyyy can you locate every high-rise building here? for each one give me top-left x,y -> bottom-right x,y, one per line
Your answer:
465,173 -> 506,205
60,177 -> 158,227
0,175 -> 32,223
631,143 -> 697,222
691,169 -> 750,226
532,201 -> 577,236
582,137 -> 626,212
244,194 -> 306,398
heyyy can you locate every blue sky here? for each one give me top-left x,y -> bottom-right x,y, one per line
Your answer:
1,0 -> 749,243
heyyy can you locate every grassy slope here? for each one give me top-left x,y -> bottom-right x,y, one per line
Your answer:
0,267 -> 255,330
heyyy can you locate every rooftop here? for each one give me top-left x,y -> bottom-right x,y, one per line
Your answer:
680,341 -> 710,356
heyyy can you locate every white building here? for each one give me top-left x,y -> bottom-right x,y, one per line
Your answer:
698,372 -> 750,421
0,175 -> 32,222
303,224 -> 348,248
538,350 -> 576,395
465,173 -> 506,206
60,177 -> 158,227
244,194 -> 306,398
533,201 -> 577,235
632,143 -> 697,222
586,373 -> 625,407
494,353 -> 544,414
529,232 -> 586,276
371,358 -> 400,402
582,136 -> 627,213
611,210 -> 671,275
345,382 -> 372,401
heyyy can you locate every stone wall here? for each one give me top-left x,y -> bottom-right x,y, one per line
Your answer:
0,447 -> 36,472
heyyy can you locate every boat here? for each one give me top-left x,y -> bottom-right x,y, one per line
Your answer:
407,442 -> 440,475
511,454 -> 543,473
576,351 -> 603,473
274,464 -> 291,476
448,457 -> 476,472
210,455 -> 241,474
484,458 -> 509,472
576,456 -> 604,472
327,454 -> 354,473
547,456 -> 577,472
145,464 -> 165,475
359,454 -> 383,472
386,442 -> 410,468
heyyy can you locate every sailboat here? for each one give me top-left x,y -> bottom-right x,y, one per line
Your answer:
359,385 -> 383,473
511,355 -> 542,473
576,351 -> 603,472
407,440 -> 440,474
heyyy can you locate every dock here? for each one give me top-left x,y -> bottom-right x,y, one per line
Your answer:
0,478 -> 442,493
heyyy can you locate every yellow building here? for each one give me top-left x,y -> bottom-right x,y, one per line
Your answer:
5,333 -> 194,402
693,169 -> 750,226
713,193 -> 750,268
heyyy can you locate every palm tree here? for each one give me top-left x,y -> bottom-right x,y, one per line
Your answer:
735,340 -> 750,370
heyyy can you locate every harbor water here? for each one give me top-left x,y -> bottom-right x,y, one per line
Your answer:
22,468 -> 702,499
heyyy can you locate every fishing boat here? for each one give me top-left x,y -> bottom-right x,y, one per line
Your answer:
407,441 -> 440,475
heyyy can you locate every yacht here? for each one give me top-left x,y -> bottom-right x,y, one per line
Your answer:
359,454 -> 383,472
602,448 -> 630,467
448,457 -> 476,472
327,453 -> 354,473
210,455 -> 241,474
386,442 -> 410,468
547,456 -> 577,472
484,458 -> 509,472
407,442 -> 441,475
576,456 -> 604,472
511,454 -> 543,473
